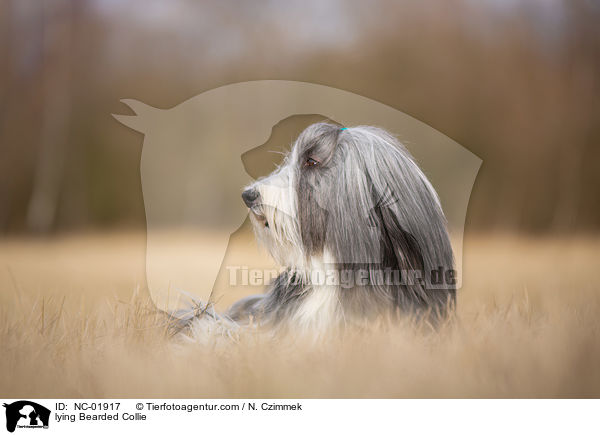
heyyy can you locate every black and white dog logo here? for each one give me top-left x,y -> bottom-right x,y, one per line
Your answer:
3,401 -> 50,433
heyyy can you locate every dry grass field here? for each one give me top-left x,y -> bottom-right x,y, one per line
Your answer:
1,232 -> 599,398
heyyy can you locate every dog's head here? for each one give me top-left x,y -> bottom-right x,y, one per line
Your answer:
242,123 -> 454,298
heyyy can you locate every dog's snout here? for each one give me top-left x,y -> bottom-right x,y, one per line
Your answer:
242,188 -> 260,207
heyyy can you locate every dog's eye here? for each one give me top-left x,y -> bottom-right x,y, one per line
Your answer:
304,157 -> 320,167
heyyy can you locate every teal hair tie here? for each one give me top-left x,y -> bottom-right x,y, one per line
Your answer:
340,127 -> 347,130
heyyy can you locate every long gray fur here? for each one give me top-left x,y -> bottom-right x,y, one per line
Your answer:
226,123 -> 455,330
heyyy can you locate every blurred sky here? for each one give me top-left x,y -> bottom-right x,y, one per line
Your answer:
1,0 -> 599,234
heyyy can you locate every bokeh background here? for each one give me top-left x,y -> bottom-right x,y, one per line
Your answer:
1,0 -> 599,235
1,0 -> 600,398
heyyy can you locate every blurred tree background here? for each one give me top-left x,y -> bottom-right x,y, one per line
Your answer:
1,0 -> 599,235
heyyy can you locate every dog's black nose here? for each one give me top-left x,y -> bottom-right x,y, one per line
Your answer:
242,188 -> 260,207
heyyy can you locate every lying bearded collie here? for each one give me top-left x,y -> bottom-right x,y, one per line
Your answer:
181,123 -> 455,338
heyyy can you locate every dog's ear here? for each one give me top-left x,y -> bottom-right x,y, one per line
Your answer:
373,203 -> 424,273
375,200 -> 456,318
